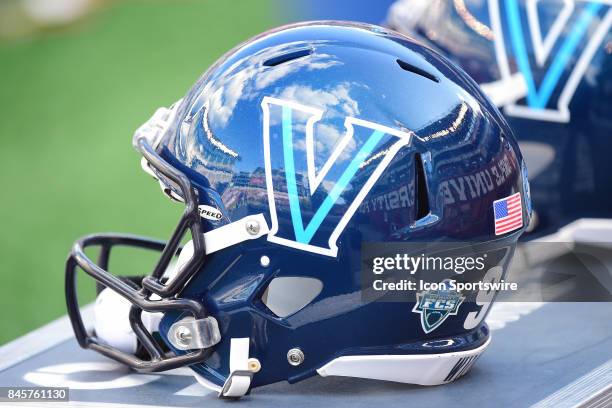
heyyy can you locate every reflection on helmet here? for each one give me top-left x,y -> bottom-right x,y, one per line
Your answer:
66,21 -> 529,398
387,0 -> 612,233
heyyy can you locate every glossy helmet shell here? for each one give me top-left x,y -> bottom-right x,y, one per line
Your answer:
387,0 -> 612,232
153,21 -> 528,389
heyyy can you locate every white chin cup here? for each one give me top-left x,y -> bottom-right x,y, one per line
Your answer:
93,288 -> 162,354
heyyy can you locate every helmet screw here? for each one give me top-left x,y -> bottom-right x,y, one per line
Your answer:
287,348 -> 304,366
260,255 -> 270,267
174,326 -> 192,346
247,358 -> 261,373
245,219 -> 260,235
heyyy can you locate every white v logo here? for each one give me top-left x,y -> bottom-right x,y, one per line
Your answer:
486,0 -> 611,122
261,97 -> 412,257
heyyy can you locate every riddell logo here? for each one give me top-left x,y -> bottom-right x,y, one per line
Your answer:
198,205 -> 223,221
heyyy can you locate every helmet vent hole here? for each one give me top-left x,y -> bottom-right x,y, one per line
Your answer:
263,49 -> 313,67
396,59 -> 439,83
261,277 -> 323,318
415,153 -> 430,219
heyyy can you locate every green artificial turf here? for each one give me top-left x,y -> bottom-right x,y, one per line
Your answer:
0,0 -> 279,345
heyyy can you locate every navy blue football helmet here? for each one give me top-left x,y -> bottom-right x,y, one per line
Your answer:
387,0 -> 612,233
66,21 -> 530,397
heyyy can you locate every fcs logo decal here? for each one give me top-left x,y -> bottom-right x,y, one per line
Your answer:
412,279 -> 465,334
261,97 -> 412,257
485,0 -> 612,122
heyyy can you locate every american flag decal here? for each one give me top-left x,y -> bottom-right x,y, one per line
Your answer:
493,192 -> 523,235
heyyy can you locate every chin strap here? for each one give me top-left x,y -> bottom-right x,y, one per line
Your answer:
219,338 -> 254,398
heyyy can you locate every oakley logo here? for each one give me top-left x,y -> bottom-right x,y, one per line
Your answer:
486,0 -> 611,122
261,97 -> 412,257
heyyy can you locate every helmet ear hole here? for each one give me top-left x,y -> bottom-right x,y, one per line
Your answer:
261,277 -> 323,318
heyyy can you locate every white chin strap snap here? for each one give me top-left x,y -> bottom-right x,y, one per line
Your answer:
219,338 -> 254,398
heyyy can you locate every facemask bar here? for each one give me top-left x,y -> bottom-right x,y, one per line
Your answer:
65,134 -> 215,372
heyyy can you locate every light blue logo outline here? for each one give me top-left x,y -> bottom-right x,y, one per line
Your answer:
282,106 -> 385,245
505,0 -> 602,109
261,96 -> 413,257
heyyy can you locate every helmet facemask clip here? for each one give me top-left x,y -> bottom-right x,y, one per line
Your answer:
65,135 -> 218,372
